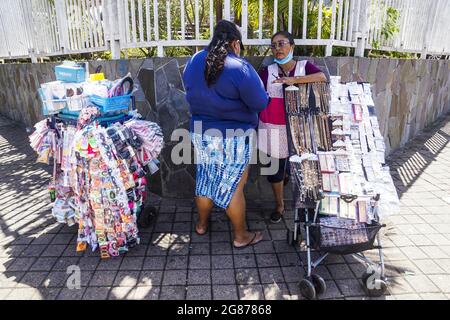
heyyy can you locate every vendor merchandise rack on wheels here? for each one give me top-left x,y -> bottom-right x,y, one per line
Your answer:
48,95 -> 158,230
283,82 -> 388,300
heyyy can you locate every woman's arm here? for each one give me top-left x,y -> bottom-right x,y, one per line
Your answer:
272,72 -> 327,85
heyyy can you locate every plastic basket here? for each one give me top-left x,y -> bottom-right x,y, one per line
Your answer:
38,88 -> 67,116
309,216 -> 382,255
90,94 -> 132,113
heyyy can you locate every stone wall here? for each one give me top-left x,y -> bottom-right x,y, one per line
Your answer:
1,57 -> 449,201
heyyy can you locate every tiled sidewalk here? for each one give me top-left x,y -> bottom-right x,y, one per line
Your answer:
1,114 -> 450,300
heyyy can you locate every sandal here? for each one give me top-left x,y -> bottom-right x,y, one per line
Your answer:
233,231 -> 263,249
270,210 -> 284,224
195,223 -> 208,236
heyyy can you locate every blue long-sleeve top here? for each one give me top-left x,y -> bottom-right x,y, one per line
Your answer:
183,49 -> 269,136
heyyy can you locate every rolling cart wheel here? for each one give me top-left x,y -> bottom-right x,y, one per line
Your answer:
299,278 -> 316,300
311,274 -> 327,296
362,270 -> 388,297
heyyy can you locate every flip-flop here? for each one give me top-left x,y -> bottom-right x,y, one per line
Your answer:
195,224 -> 208,236
233,231 -> 263,249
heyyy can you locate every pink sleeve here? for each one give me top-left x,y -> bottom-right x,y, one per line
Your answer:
305,61 -> 322,75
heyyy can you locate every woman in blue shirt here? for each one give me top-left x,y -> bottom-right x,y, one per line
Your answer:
183,20 -> 269,248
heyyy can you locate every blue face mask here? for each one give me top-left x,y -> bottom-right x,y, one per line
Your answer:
274,49 -> 294,65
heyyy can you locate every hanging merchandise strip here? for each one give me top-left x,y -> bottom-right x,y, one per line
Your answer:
29,111 -> 163,258
284,82 -> 332,203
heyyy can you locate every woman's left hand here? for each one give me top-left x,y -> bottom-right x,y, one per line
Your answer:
272,77 -> 297,85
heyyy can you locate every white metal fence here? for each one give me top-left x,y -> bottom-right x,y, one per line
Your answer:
0,0 -> 449,62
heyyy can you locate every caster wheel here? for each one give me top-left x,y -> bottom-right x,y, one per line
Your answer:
362,270 -> 388,297
299,278 -> 316,300
311,274 -> 327,296
137,206 -> 156,229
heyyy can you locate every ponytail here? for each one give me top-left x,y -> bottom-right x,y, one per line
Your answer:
204,20 -> 243,87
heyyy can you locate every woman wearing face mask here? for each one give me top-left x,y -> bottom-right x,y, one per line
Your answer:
183,20 -> 269,248
258,31 -> 327,224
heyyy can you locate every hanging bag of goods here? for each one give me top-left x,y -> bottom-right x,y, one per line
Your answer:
29,104 -> 164,259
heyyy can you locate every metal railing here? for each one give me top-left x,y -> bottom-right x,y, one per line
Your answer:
0,0 -> 449,62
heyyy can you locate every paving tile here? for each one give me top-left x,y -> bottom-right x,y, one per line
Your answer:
320,280 -> 345,299
108,286 -> 135,300
165,255 -> 188,270
212,269 -> 235,285
6,288 -> 41,300
7,257 -> 37,272
428,275 -> 450,293
159,286 -> 186,300
419,293 -> 448,300
404,275 -> 440,293
407,235 -> 434,246
82,287 -> 111,300
162,270 -> 187,286
259,267 -> 285,284
281,266 -> 304,283
89,271 -> 117,287
0,289 -> 12,300
273,240 -> 297,253
189,243 -> 210,255
400,246 -> 429,260
335,279 -> 366,297
212,285 -> 238,300
57,287 -> 86,300
189,255 -> 211,269
113,271 -> 140,287
277,253 -> 300,267
238,284 -> 264,300
132,286 -> 160,300
143,256 -> 166,270
254,241 -> 276,254
388,277 -> 415,295
188,269 -> 211,285
211,254 -> 234,269
235,268 -> 261,285
234,254 -> 257,268
327,264 -> 355,280
420,246 -> 449,259
41,245 -> 67,257
19,245 -> 48,257
41,271 -> 68,288
138,271 -> 163,287
77,257 -> 100,271
51,257 -> 81,271
16,271 -> 48,288
262,283 -> 290,300
211,242 -> 233,255
392,293 -> 421,300
34,288 -> 62,300
186,285 -> 212,300
96,257 -> 123,271
413,259 -> 446,274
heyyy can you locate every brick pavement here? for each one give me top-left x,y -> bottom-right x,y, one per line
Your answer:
1,114 -> 450,300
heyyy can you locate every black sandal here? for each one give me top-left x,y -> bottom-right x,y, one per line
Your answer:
270,211 -> 284,224
233,231 -> 263,249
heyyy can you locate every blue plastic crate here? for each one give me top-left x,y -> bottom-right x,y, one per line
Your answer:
90,94 -> 132,113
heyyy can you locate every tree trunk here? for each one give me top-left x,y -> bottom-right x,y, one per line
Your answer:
215,0 -> 223,21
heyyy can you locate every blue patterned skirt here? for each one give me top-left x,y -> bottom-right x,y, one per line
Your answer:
191,133 -> 253,209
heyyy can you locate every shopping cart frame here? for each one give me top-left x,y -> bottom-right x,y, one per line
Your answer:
287,193 -> 388,299
282,81 -> 388,299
